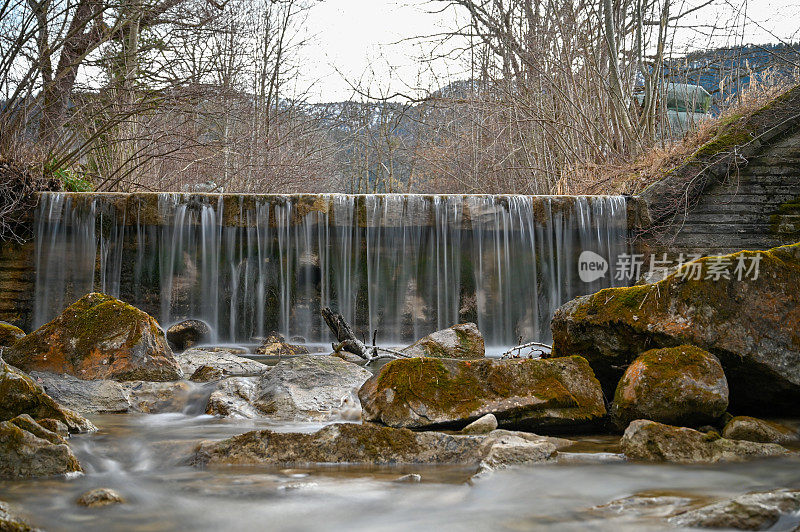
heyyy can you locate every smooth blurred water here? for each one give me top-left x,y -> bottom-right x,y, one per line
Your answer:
32,193 -> 629,346
3,414 -> 800,532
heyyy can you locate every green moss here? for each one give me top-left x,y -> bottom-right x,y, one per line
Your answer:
572,284 -> 655,322
373,356 -> 604,425
0,322 -> 25,347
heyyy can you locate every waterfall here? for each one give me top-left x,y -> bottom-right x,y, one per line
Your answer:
32,193 -> 630,346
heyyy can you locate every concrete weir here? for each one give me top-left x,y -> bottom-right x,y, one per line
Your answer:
5,192 -> 643,347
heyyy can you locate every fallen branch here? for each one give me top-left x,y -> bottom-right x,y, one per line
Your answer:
322,308 -> 411,363
500,341 -> 552,359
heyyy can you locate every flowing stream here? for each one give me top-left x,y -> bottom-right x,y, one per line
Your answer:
3,413 -> 800,531
32,193 -> 629,346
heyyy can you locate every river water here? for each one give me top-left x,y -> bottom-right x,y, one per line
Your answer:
3,413 -> 800,531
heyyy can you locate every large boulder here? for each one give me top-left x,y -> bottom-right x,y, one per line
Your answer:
0,414 -> 82,478
620,419 -> 787,463
549,243 -> 800,413
401,322 -> 485,359
31,371 -> 131,414
611,346 -> 728,428
5,293 -> 183,381
0,360 -> 95,433
203,356 -> 372,421
166,320 -> 211,352
191,422 -> 567,470
359,356 -> 606,432
668,489 -> 800,530
0,321 -> 25,347
252,355 -> 371,420
175,348 -> 268,378
722,416 -> 798,444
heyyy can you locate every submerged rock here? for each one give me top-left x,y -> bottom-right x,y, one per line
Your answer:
166,319 -> 211,352
359,356 -> 605,432
76,488 -> 125,508
0,321 -> 25,347
668,489 -> 800,530
0,361 -> 95,433
611,346 -> 728,429
31,371 -> 130,414
175,348 -> 268,378
549,243 -> 800,413
192,422 -> 565,470
620,419 -> 787,463
722,416 -> 798,444
401,322 -> 485,359
0,500 -> 41,531
5,293 -> 183,382
0,414 -> 82,478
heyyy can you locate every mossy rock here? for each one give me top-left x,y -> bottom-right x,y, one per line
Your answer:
401,322 -> 485,359
359,355 -> 606,432
611,345 -> 728,429
0,360 -> 95,433
0,414 -> 82,479
550,242 -> 800,415
620,419 -> 787,463
722,416 -> 798,444
0,322 -> 25,348
5,293 -> 183,382
191,422 -> 562,468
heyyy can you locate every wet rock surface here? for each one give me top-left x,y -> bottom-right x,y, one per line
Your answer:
0,414 -> 82,478
204,377 -> 261,418
189,365 -> 224,382
401,322 -> 485,359
255,334 -> 310,356
31,371 -> 131,414
669,489 -> 800,530
620,419 -> 788,463
192,423 -> 568,470
203,356 -> 372,421
722,416 -> 799,444
549,242 -> 800,413
166,320 -> 211,352
5,293 -> 183,382
175,348 -> 268,378
359,356 -> 605,432
0,500 -> 41,531
76,488 -> 126,508
254,356 -> 371,420
611,345 -> 728,428
121,380 -> 194,414
0,360 -> 95,433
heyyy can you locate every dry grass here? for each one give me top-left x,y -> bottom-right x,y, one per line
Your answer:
561,72 -> 800,196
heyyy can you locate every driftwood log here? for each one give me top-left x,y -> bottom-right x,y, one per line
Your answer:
321,307 -> 410,363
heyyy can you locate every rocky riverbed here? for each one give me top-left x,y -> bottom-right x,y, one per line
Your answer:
2,242 -> 800,531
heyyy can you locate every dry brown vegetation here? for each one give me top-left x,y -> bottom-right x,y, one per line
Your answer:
559,74 -> 800,196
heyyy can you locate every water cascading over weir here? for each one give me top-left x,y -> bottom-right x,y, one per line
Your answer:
32,192 -> 632,349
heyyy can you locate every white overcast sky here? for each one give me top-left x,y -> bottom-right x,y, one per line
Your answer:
294,0 -> 800,102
